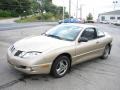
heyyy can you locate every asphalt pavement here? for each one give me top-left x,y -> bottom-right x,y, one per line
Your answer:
0,23 -> 120,90
0,22 -> 57,31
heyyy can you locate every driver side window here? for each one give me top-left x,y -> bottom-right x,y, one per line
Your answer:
81,28 -> 97,40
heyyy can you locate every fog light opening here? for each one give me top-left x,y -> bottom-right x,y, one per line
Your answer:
30,67 -> 34,71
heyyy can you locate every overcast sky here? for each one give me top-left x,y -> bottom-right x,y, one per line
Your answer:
52,0 -> 120,20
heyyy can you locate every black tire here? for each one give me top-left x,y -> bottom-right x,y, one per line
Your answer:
101,45 -> 110,59
51,56 -> 70,78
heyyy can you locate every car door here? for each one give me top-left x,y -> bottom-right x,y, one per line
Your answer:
73,27 -> 101,64
95,28 -> 107,55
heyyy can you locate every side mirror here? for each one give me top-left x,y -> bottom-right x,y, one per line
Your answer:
40,33 -> 45,35
41,33 -> 46,35
78,37 -> 88,42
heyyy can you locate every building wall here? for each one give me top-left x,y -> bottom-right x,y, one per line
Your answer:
98,15 -> 120,24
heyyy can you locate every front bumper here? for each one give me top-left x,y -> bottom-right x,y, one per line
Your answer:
7,50 -> 52,74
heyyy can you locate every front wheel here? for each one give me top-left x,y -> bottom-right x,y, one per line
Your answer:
51,56 -> 70,78
101,45 -> 111,59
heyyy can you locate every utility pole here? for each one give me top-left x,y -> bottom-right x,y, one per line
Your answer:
62,0 -> 65,22
69,0 -> 71,19
76,0 -> 78,18
79,4 -> 84,20
80,5 -> 82,19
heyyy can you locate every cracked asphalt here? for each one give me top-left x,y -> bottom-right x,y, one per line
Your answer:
0,23 -> 120,90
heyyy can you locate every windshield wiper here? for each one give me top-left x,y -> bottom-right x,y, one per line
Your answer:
46,34 -> 63,40
45,34 -> 73,41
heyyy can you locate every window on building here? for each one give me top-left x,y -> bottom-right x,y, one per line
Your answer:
110,17 -> 115,20
117,17 -> 120,20
101,16 -> 105,21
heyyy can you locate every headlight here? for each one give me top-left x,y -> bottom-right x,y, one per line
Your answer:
19,52 -> 41,58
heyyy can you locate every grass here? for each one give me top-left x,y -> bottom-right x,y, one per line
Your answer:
15,16 -> 38,23
0,17 -> 12,20
15,15 -> 58,23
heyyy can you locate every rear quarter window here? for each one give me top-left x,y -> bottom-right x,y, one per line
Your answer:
96,28 -> 105,38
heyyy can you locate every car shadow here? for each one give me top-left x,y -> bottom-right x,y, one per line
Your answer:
0,57 -> 108,89
8,57 -> 107,82
20,57 -> 105,81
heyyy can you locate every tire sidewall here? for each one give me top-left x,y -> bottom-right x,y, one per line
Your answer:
51,56 -> 70,78
101,45 -> 110,59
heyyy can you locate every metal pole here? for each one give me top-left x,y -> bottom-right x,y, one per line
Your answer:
69,0 -> 71,19
76,0 -> 78,18
80,5 -> 82,19
63,0 -> 65,23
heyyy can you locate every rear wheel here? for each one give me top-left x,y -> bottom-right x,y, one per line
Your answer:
51,56 -> 70,78
101,45 -> 110,59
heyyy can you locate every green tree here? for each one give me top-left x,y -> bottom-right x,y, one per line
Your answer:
64,12 -> 69,18
0,0 -> 32,17
16,0 -> 32,16
31,0 -> 40,14
86,13 -> 93,20
0,0 -> 69,20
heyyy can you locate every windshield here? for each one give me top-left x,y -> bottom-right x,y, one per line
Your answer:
45,25 -> 82,41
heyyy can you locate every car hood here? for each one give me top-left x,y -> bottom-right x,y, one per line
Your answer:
14,35 -> 72,52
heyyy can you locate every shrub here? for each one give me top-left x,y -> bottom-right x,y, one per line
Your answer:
0,10 -> 20,17
42,12 -> 54,20
36,14 -> 42,20
0,10 -> 12,17
11,11 -> 19,17
16,12 -> 60,23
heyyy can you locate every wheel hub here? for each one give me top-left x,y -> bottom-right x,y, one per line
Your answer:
56,59 -> 68,76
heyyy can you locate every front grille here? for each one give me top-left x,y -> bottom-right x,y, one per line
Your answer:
16,65 -> 27,69
10,46 -> 15,53
14,50 -> 23,56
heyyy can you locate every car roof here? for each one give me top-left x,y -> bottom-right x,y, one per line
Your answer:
60,23 -> 96,29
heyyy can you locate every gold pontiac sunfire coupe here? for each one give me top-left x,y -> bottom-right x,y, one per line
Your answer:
7,24 -> 113,78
